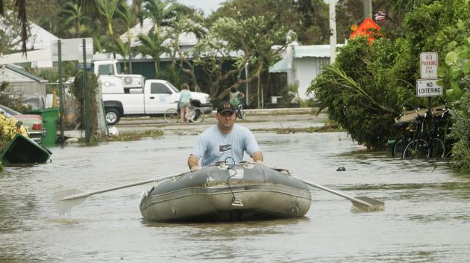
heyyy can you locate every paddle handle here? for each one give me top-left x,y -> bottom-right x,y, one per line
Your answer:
61,174 -> 182,201
300,178 -> 373,207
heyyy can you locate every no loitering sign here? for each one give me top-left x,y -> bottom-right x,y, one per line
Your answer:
416,79 -> 443,97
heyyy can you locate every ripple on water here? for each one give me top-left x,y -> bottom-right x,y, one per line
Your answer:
1,133 -> 470,262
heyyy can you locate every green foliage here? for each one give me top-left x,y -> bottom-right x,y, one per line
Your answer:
308,37 -> 410,149
0,10 -> 25,54
0,81 -> 31,113
71,71 -> 99,135
280,84 -> 297,108
157,66 -> 184,88
448,92 -> 470,172
427,0 -> 470,170
137,30 -> 170,75
192,14 -> 292,98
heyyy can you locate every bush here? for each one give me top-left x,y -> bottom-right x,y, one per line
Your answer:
307,37 -> 413,149
70,71 -> 99,135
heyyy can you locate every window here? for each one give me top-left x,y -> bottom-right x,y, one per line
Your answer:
98,64 -> 114,76
150,83 -> 172,94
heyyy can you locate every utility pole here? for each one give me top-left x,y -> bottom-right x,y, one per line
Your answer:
329,0 -> 337,64
362,0 -> 372,19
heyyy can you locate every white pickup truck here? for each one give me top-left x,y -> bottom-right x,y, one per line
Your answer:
100,76 -> 212,125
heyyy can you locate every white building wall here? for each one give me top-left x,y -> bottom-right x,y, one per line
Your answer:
294,57 -> 329,99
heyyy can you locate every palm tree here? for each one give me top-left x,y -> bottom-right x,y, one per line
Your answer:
167,14 -> 206,90
0,0 -> 28,54
117,1 -> 137,73
107,37 -> 129,71
94,0 -> 121,39
136,0 -> 192,77
60,2 -> 89,37
137,30 -> 169,77
140,0 -> 191,31
132,0 -> 142,13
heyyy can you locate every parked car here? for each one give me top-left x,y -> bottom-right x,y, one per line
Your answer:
0,104 -> 45,144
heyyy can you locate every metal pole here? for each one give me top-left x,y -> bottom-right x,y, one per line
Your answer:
58,40 -> 65,146
329,0 -> 337,64
245,63 -> 249,106
362,0 -> 372,19
83,38 -> 90,143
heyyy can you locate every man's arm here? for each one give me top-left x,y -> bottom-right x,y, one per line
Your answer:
252,151 -> 263,164
188,154 -> 201,171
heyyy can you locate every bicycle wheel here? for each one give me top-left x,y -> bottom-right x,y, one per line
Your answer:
238,108 -> 246,120
428,138 -> 445,158
392,139 -> 404,158
402,139 -> 429,159
189,107 -> 204,123
164,108 -> 179,123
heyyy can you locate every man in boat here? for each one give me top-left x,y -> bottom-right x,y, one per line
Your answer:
188,101 -> 264,171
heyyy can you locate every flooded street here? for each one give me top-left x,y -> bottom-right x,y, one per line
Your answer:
1,129 -> 470,262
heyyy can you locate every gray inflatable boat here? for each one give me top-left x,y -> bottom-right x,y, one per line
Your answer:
139,162 -> 311,222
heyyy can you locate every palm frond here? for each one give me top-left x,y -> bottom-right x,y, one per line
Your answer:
15,0 -> 27,55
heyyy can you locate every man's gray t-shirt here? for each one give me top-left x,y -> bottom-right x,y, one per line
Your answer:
192,124 -> 260,167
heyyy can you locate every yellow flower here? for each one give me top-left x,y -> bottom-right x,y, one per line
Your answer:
0,112 -> 30,152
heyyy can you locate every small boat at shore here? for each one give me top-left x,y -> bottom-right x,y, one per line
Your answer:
139,162 -> 312,222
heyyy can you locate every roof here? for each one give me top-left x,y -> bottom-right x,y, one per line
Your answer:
0,64 -> 48,83
119,18 -> 198,47
294,45 -> 332,58
269,45 -> 342,73
0,16 -> 59,51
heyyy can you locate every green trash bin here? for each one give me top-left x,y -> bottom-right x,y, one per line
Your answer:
1,134 -> 51,164
26,107 -> 59,147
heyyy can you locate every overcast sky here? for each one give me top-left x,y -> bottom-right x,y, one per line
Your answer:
176,0 -> 226,15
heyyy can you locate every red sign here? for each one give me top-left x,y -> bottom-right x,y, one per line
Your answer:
349,17 -> 381,44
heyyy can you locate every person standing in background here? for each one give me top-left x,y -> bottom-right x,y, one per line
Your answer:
229,87 -> 245,107
179,83 -> 191,123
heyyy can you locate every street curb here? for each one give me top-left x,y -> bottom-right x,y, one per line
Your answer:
210,107 -> 316,116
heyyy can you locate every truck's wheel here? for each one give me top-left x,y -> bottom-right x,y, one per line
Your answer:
106,108 -> 121,125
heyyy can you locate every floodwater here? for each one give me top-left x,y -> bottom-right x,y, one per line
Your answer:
1,131 -> 469,262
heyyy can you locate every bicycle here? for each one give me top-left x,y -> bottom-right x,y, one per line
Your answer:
164,101 -> 205,124
401,108 -> 447,159
402,114 -> 430,159
392,121 -> 412,158
426,107 -> 450,158
235,104 -> 246,120
392,106 -> 422,158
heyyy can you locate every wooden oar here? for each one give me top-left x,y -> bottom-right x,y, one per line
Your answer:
298,177 -> 385,212
53,173 -> 184,214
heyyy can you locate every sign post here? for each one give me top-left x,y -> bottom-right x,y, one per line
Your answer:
418,52 -> 440,115
51,38 -> 93,143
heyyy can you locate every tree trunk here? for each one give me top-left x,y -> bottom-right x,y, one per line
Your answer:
258,73 -> 262,108
154,60 -> 159,78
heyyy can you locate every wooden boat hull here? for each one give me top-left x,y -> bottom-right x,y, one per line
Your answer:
139,163 -> 311,222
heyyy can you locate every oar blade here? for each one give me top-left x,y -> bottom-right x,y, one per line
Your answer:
53,189 -> 87,215
351,196 -> 385,212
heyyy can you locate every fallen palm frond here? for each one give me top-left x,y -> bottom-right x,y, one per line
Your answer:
327,66 -> 397,114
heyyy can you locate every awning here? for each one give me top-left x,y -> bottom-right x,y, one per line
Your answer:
269,57 -> 287,73
294,45 -> 331,58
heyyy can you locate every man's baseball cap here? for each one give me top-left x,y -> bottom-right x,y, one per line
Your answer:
217,101 -> 236,114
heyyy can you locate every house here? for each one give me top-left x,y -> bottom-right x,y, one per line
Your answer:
270,43 -> 341,100
0,64 -> 47,98
0,19 -> 59,68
